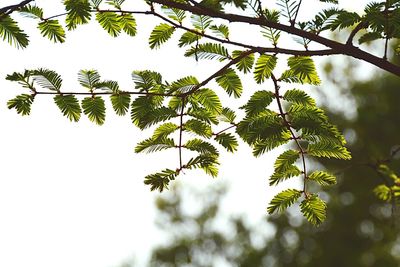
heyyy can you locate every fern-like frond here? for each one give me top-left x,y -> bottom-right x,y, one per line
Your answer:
215,68 -> 242,98
267,189 -> 302,214
54,94 -> 81,122
149,23 -> 175,49
0,15 -> 29,48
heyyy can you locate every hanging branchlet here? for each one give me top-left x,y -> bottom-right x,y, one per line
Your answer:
5,0 -> 400,225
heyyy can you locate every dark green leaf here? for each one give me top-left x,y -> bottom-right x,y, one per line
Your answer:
54,94 -> 81,122
7,94 -> 34,115
82,96 -> 106,125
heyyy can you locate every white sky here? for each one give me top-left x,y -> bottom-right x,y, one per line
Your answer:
0,1 -> 366,267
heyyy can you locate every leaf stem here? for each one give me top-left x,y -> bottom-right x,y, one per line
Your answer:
271,73 -> 308,196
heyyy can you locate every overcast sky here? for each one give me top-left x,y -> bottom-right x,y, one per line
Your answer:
0,1 -> 365,267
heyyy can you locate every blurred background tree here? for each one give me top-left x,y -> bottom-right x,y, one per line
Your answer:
131,54 -> 400,267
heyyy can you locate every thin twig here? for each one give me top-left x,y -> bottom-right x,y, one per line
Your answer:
178,96 -> 186,170
271,73 -> 308,197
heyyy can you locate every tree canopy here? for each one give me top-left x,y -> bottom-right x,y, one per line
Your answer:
1,0 -> 399,226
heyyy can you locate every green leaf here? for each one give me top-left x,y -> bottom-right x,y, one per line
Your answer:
236,112 -> 284,145
178,31 -> 201,47
162,6 -> 186,23
82,96 -> 106,125
131,96 -> 177,129
267,189 -> 302,214
233,50 -> 255,74
152,123 -> 179,140
149,23 -> 175,49
106,0 -> 125,9
266,146 -> 300,177
32,68 -> 62,91
184,119 -> 212,138
185,42 -> 230,61
273,149 -> 300,173
96,11 -> 121,37
78,70 -> 101,90
252,133 -> 291,156
54,94 -> 81,122
0,15 -> 29,48
119,13 -> 137,36
184,139 -> 219,155
110,93 -> 130,115
308,171 -> 337,186
131,70 -> 163,91
373,185 -> 392,202
95,80 -> 120,93
254,54 -> 277,84
191,88 -> 222,114
187,106 -> 218,125
18,4 -> 44,19
191,14 -> 212,31
218,107 -> 236,123
38,20 -> 66,43
135,137 -> 176,153
308,142 -> 351,160
214,133 -> 238,152
185,154 -> 219,177
168,76 -> 199,94
283,89 -> 316,106
284,56 -> 321,85
359,31 -> 382,44
144,168 -> 178,192
300,195 -> 327,226
215,68 -> 242,98
64,0 -> 92,30
241,90 -> 275,117
210,24 -> 229,39
7,94 -> 34,115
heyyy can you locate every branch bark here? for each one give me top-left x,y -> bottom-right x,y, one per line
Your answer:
152,0 -> 400,76
0,0 -> 34,19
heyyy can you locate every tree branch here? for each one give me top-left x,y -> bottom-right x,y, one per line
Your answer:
152,0 -> 400,76
0,0 -> 35,20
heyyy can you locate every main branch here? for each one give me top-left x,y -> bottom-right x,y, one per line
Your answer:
152,0 -> 400,76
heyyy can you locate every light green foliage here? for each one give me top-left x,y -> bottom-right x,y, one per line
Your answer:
267,189 -> 302,214
241,90 -> 275,117
149,23 -> 175,49
283,56 -> 321,85
300,195 -> 327,226
270,150 -> 301,186
215,68 -> 243,98
8,0 -> 392,226
233,50 -> 255,74
308,171 -> 337,186
373,164 -> 400,204
261,9 -> 281,45
253,54 -> 277,84
185,42 -> 230,60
